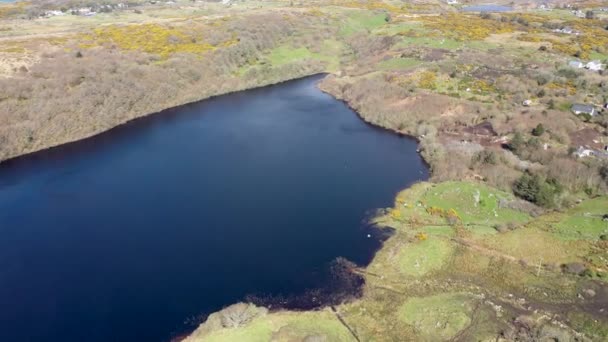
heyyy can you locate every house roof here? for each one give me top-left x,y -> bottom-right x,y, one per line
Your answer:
571,104 -> 595,113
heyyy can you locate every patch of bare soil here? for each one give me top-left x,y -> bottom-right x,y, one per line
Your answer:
569,128 -> 605,149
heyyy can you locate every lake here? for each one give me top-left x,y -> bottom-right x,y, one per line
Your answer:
462,4 -> 513,12
0,75 -> 428,341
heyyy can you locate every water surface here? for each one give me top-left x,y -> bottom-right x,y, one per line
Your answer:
0,75 -> 428,341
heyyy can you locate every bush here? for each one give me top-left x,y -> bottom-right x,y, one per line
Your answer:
562,262 -> 586,275
508,131 -> 525,153
513,173 -> 562,208
531,123 -> 545,136
472,150 -> 497,165
600,165 -> 608,186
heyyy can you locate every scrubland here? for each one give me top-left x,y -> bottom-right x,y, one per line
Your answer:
1,0 -> 608,341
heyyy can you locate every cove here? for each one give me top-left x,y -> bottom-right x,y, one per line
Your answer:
0,75 -> 428,342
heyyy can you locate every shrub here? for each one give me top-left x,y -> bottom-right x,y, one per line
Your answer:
472,150 -> 497,165
531,123 -> 545,136
508,131 -> 525,153
494,223 -> 509,233
600,165 -> 608,186
562,262 -> 586,275
513,173 -> 562,207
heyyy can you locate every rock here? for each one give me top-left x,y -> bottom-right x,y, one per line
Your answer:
583,289 -> 596,298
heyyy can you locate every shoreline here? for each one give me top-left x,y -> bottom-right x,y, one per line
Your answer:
0,72 -> 432,173
0,70 -> 324,166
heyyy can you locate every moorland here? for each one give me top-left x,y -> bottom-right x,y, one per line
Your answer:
1,0 -> 608,340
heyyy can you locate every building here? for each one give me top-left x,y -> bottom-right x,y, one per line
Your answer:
571,104 -> 596,116
586,60 -> 604,71
574,146 -> 594,158
573,10 -> 585,18
554,26 -> 578,35
569,60 -> 584,68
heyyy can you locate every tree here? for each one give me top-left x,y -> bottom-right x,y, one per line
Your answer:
513,173 -> 562,207
513,173 -> 541,202
600,164 -> 608,185
508,131 -> 525,153
585,10 -> 595,19
532,123 -> 545,136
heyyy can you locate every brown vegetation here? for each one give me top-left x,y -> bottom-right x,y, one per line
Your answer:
0,10 -> 336,162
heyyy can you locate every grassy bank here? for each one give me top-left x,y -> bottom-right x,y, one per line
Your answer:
186,181 -> 608,341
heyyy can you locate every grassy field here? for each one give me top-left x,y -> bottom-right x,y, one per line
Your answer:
376,56 -> 420,70
339,10 -> 387,36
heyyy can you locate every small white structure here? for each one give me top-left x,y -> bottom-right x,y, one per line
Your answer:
574,146 -> 594,158
569,60 -> 584,68
44,10 -> 65,17
554,27 -> 578,35
447,0 -> 459,4
571,104 -> 597,116
573,10 -> 585,18
522,99 -> 532,106
586,60 -> 604,71
77,7 -> 92,15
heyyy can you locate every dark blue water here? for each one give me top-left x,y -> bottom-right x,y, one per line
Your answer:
0,75 -> 428,342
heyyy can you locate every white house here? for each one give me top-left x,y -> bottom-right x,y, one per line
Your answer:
447,0 -> 459,5
77,7 -> 92,15
44,10 -> 65,17
574,146 -> 594,158
573,10 -> 585,18
569,60 -> 584,68
571,104 -> 596,116
554,26 -> 578,35
586,60 -> 604,71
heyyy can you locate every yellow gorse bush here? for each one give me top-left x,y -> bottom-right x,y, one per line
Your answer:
391,208 -> 402,219
418,14 -> 515,41
418,70 -> 437,90
415,232 -> 428,241
80,24 -> 233,59
0,1 -> 28,19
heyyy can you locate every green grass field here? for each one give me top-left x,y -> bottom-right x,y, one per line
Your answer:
398,293 -> 476,341
339,11 -> 387,36
552,197 -> 608,241
377,57 -> 421,70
